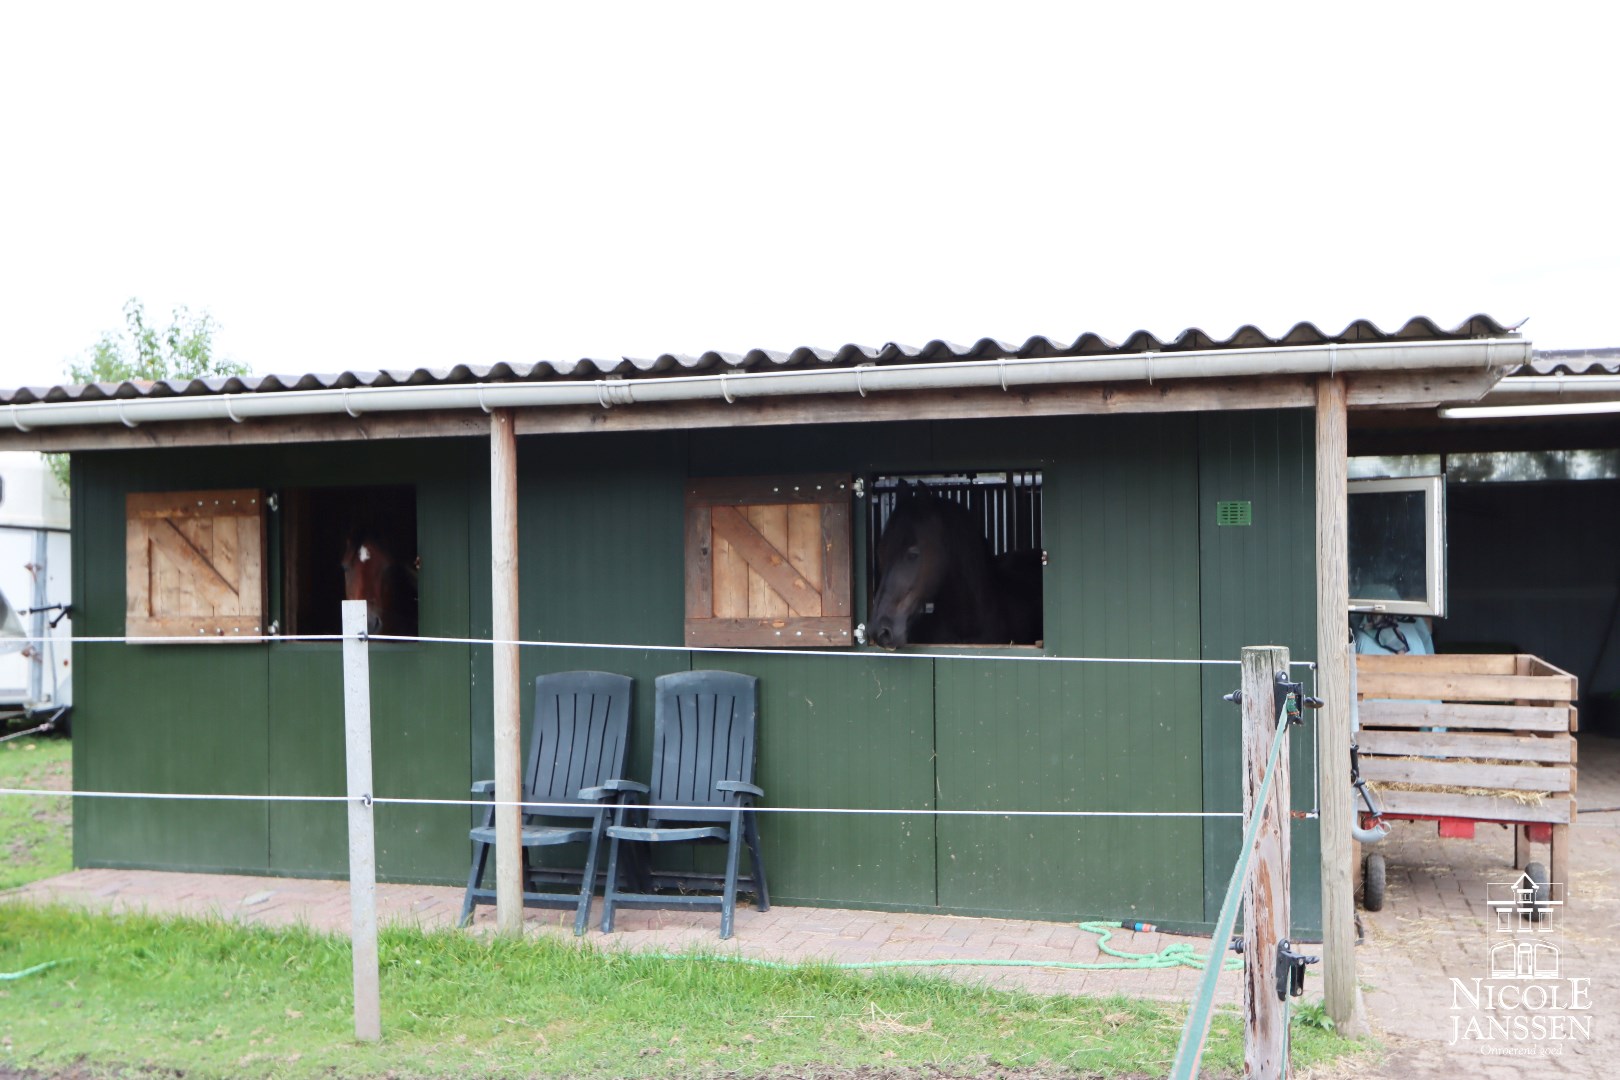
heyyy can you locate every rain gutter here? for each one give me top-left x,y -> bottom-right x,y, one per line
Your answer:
1440,374 -> 1620,419
1,338 -> 1527,432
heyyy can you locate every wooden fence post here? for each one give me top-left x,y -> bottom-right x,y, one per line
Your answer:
1242,645 -> 1291,1079
1315,373 -> 1357,1027
342,599 -> 381,1042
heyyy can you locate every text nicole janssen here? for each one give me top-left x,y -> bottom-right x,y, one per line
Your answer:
1450,979 -> 1594,1044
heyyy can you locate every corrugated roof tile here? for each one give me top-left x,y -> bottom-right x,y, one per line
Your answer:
1,314 -> 1526,404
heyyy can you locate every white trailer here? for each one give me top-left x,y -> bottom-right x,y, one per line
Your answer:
0,452 -> 71,731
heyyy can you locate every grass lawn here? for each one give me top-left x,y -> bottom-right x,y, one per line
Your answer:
0,737 -> 71,890
0,741 -> 1365,1077
0,904 -> 1364,1079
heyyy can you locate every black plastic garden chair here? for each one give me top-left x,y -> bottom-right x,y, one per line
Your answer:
596,669 -> 770,939
460,670 -> 633,934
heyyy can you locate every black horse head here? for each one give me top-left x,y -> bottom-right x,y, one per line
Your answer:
869,487 -> 1005,649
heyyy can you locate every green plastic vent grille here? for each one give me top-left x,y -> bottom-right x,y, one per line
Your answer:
1216,500 -> 1252,526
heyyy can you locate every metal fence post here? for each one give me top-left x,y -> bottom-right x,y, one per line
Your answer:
342,599 -> 382,1042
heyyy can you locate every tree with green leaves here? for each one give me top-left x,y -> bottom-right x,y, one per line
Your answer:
48,299 -> 251,487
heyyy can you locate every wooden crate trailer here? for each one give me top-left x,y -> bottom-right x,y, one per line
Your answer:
1354,652 -> 1577,909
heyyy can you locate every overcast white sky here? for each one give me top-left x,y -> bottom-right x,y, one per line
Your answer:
2,2 -> 1616,389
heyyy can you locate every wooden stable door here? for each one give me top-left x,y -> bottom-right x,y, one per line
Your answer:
125,489 -> 268,642
684,476 -> 853,648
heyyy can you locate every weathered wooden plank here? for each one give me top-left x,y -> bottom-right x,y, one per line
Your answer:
711,505 -> 822,617
1314,373 -> 1355,1029
686,475 -> 852,506
1525,656 -> 1578,682
684,616 -> 853,648
149,520 -> 239,608
785,502 -> 823,599
1343,369 -> 1504,407
237,515 -> 265,622
127,614 -> 266,641
821,501 -> 851,618
1356,671 -> 1576,704
1357,699 -> 1572,732
209,518 -> 237,604
1374,790 -> 1574,824
711,534 -> 748,619
1242,646 -> 1291,1079
746,504 -> 792,619
684,505 -> 713,620
1356,653 -> 1518,676
1361,758 -> 1571,792
125,520 -> 151,620
1357,729 -> 1574,763
128,489 -> 263,519
529,381 -> 1323,436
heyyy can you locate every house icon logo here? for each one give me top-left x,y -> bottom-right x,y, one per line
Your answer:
1484,870 -> 1562,980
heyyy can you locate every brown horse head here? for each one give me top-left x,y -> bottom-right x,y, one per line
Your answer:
341,532 -> 415,635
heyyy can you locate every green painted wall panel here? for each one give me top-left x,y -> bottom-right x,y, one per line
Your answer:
67,411 -> 1321,926
1197,410 -> 1322,934
73,642 -> 271,873
934,416 -> 1205,921
72,440 -> 475,883
695,652 -> 937,909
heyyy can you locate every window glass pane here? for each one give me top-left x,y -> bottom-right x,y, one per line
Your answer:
1348,489 -> 1428,604
1446,449 -> 1620,483
1348,455 -> 1442,480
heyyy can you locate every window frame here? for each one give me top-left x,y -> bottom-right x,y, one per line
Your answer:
1347,474 -> 1446,618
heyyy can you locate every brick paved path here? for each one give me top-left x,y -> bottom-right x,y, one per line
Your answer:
7,868 -> 1239,1005
1355,733 -> 1620,1078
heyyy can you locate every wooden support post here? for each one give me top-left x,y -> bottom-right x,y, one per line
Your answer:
1242,645 -> 1292,1080
490,409 -> 523,936
1314,374 -> 1357,1028
341,600 -> 381,1042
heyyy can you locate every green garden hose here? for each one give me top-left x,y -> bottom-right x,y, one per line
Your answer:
664,921 -> 1240,973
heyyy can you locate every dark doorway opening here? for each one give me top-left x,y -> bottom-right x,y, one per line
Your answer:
282,485 -> 417,638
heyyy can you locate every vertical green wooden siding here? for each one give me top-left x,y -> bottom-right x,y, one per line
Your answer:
932,417 -> 1204,921
71,409 -> 1319,927
73,441 -> 474,883
1197,411 -> 1321,934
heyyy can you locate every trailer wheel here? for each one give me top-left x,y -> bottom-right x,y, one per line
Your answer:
1363,853 -> 1387,912
1525,861 -> 1550,922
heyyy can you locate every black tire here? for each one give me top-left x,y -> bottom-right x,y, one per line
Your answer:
1525,861 -> 1550,922
1363,853 -> 1387,912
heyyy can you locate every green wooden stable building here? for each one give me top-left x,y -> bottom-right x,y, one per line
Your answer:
0,317 -> 1530,941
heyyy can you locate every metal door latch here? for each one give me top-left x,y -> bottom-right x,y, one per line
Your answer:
1275,939 -> 1319,1000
